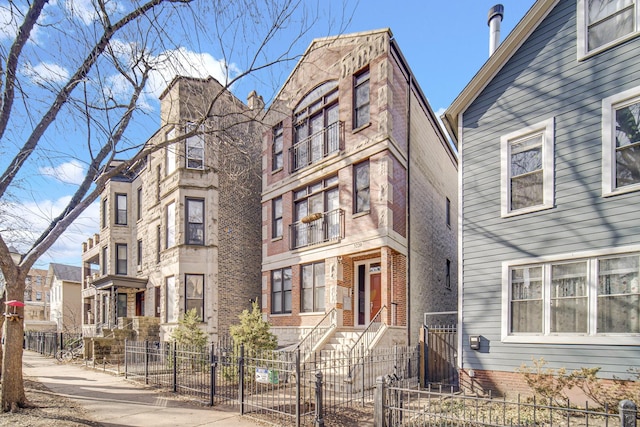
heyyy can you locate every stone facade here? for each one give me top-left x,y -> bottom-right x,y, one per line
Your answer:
81,76 -> 264,343
261,29 -> 457,348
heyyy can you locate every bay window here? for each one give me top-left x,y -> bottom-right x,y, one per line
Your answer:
116,243 -> 127,275
185,274 -> 204,320
186,198 -> 204,245
115,194 -> 127,225
185,123 -> 205,170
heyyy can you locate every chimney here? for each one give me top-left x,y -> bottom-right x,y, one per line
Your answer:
488,4 -> 504,56
247,90 -> 264,111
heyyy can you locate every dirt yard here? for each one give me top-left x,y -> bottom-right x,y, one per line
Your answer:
0,377 -> 101,426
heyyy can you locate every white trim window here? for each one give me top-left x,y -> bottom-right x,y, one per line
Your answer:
166,276 -> 177,323
500,118 -> 554,217
502,248 -> 640,344
577,0 -> 639,59
185,273 -> 204,320
166,128 -> 176,176
301,261 -> 325,313
185,123 -> 205,170
602,86 -> 640,195
166,202 -> 175,248
185,198 -> 204,245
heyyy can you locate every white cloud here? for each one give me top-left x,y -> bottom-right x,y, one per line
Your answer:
39,160 -> 86,185
147,47 -> 240,98
23,62 -> 70,86
102,43 -> 240,110
1,196 -> 99,268
0,3 -> 43,42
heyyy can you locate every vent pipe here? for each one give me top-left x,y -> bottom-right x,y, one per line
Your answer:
488,4 -> 504,56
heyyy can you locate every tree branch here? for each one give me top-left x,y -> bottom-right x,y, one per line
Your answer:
0,0 -> 193,201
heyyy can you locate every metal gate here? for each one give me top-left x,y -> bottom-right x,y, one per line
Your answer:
420,324 -> 458,390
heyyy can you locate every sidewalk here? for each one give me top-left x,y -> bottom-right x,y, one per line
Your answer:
22,350 -> 263,427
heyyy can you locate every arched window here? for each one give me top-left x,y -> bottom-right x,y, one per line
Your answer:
292,81 -> 341,171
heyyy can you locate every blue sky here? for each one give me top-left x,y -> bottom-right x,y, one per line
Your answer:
2,0 -> 536,268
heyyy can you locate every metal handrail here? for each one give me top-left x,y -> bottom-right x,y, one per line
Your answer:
295,308 -> 337,355
289,208 -> 344,250
347,305 -> 387,380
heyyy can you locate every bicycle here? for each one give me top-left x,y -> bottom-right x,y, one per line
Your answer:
55,339 -> 84,362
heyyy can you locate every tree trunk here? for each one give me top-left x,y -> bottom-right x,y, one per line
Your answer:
1,277 -> 27,411
0,292 -> 5,379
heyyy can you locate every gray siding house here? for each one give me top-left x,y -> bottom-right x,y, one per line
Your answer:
443,0 -> 640,395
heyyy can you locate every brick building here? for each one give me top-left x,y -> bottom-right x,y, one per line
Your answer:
81,76 -> 264,341
262,29 -> 458,350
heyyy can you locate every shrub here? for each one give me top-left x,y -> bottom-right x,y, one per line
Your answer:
518,357 -> 640,410
229,299 -> 277,354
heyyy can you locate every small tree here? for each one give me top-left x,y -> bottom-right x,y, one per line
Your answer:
229,299 -> 277,353
171,308 -> 207,349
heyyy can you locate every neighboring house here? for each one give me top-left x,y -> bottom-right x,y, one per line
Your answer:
23,268 -> 55,331
47,263 -> 82,333
262,29 -> 458,350
81,76 -> 264,341
443,0 -> 640,395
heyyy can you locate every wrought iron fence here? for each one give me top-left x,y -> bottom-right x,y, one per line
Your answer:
24,331 -> 83,357
375,379 -> 638,427
123,338 -> 419,426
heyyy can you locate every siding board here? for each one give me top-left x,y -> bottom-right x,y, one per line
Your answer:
460,0 -> 640,382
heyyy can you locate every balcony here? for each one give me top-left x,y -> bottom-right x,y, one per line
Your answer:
289,209 -> 344,250
289,121 -> 343,172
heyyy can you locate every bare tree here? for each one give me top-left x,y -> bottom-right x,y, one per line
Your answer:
0,0 -> 343,411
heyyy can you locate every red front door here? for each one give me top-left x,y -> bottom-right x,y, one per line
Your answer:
370,273 -> 381,321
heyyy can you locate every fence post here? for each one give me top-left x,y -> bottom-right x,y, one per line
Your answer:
295,348 -> 301,427
361,343 -> 365,407
173,341 -> 177,393
374,376 -> 385,427
619,400 -> 637,427
124,339 -> 128,379
144,340 -> 149,385
314,370 -> 324,427
239,344 -> 245,415
209,342 -> 216,407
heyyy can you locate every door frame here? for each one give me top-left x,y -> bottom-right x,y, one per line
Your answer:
354,258 -> 381,327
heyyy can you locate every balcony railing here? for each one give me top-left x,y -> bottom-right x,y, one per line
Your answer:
289,121 -> 343,172
289,208 -> 344,250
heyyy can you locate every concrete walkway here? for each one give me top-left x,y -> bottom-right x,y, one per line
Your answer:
22,350 -> 262,427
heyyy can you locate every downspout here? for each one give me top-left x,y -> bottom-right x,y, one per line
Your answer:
406,73 -> 412,345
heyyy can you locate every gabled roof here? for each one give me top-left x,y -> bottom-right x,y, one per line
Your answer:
49,263 -> 82,283
268,28 -> 392,113
442,0 -> 559,146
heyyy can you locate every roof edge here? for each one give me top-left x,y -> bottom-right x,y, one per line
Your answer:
443,0 -> 559,144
